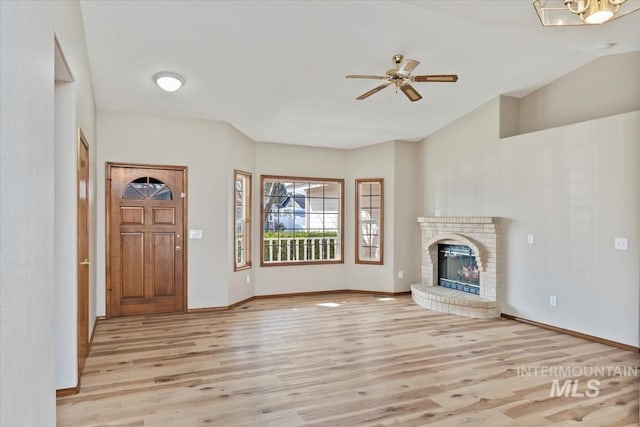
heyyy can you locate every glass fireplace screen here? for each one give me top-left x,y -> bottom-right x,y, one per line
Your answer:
438,244 -> 480,295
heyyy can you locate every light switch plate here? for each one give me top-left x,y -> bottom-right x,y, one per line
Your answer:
189,229 -> 203,239
527,234 -> 535,245
614,237 -> 628,250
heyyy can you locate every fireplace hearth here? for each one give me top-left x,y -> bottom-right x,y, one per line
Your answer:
411,217 -> 501,318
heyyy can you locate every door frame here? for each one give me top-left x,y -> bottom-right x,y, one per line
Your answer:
77,129 -> 90,378
105,162 -> 188,317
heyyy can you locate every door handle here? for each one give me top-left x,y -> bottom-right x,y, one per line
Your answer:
80,259 -> 93,267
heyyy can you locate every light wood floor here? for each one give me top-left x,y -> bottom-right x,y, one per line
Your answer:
57,293 -> 639,426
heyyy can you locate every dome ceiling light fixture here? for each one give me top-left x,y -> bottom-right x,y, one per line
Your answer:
153,71 -> 185,92
533,0 -> 640,26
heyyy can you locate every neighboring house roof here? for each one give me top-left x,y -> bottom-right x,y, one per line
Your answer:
276,194 -> 306,210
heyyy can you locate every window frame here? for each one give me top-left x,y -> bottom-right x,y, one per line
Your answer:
260,175 -> 344,267
355,178 -> 384,265
234,170 -> 252,271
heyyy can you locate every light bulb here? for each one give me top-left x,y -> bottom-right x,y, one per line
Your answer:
153,72 -> 185,92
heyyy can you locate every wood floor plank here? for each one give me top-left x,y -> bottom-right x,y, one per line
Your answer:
57,293 -> 639,426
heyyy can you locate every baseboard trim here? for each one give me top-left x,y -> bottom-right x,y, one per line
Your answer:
56,384 -> 80,397
187,305 -> 240,314
187,289 -> 411,313
255,289 -> 410,299
500,313 -> 639,353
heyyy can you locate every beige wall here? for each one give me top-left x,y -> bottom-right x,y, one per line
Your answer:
3,6 -> 636,426
96,117 -> 418,303
393,141 -> 421,292
346,142 -> 396,293
419,90 -> 639,346
226,125 -> 256,306
52,1 -> 98,391
97,111 -> 251,309
1,1 -> 97,424
517,51 -> 640,136
253,142 -> 349,295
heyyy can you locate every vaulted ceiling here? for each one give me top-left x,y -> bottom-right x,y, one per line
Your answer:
80,1 -> 640,148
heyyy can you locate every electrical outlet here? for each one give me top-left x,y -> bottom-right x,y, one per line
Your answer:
614,237 -> 628,250
398,270 -> 404,279
549,295 -> 557,307
245,274 -> 251,284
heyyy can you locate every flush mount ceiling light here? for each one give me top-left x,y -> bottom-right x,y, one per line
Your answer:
533,0 -> 640,26
153,72 -> 185,92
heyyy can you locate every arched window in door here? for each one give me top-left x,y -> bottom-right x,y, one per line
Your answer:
122,177 -> 173,200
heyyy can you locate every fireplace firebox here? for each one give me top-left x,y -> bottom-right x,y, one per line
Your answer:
438,244 -> 480,295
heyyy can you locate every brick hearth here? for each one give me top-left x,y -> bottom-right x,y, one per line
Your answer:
411,216 -> 501,319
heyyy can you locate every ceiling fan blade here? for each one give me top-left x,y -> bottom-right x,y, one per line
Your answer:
398,59 -> 420,75
346,74 -> 386,80
413,74 -> 459,82
356,82 -> 391,100
400,84 -> 422,102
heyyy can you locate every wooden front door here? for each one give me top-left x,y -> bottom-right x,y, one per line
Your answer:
107,164 -> 187,316
77,130 -> 90,374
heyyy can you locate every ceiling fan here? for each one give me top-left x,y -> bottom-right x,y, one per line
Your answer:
346,54 -> 459,102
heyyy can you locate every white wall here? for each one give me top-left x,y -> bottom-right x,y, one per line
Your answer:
503,112 -> 639,346
393,141 -> 420,292
1,1 -> 96,424
54,80 -> 78,389
97,110 -> 240,309
518,52 -> 640,135
53,1 -> 98,391
346,142 -> 395,293
96,113 -> 419,312
226,125 -> 256,306
419,93 -> 639,346
420,98 -> 504,217
253,142 -> 349,295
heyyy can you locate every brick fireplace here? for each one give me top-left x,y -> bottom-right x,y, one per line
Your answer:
411,217 -> 501,318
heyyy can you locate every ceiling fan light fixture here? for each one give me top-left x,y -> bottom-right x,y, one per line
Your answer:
153,71 -> 185,92
533,0 -> 638,26
346,54 -> 458,102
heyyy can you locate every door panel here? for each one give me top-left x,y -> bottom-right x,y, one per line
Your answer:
152,208 -> 175,225
121,207 -> 144,224
77,131 -> 90,376
152,233 -> 175,296
121,233 -> 145,298
107,164 -> 186,316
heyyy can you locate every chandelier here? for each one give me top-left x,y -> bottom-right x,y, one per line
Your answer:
533,0 -> 640,26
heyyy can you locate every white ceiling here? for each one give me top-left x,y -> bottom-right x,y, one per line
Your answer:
79,0 -> 640,149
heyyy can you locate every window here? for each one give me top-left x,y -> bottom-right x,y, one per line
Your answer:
356,178 -> 383,264
261,175 -> 343,266
123,177 -> 172,200
234,171 -> 251,271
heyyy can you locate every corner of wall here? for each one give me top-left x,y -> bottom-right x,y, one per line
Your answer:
392,141 -> 421,291
499,95 -> 520,139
